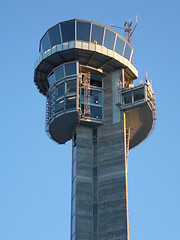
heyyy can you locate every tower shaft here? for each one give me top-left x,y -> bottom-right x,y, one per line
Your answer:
71,71 -> 129,240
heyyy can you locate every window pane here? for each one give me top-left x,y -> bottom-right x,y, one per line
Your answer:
73,145 -> 76,161
66,96 -> 76,110
49,88 -> 55,105
115,36 -> 125,55
55,99 -> 64,113
124,43 -> 132,60
91,25 -> 104,45
71,214 -> 76,235
48,24 -> 61,48
72,196 -> 76,216
61,20 -> 75,43
48,73 -> 55,87
77,21 -> 91,41
66,80 -> 76,94
54,65 -> 64,81
57,83 -> 65,99
104,29 -> 116,50
90,106 -> 102,120
72,178 -> 76,197
133,88 -> 144,102
90,75 -> 102,87
90,90 -> 102,105
93,204 -> 98,216
123,92 -> 132,104
93,167 -> 97,177
50,105 -> 55,118
41,32 -> 50,52
65,62 -> 76,76
72,161 -> 76,180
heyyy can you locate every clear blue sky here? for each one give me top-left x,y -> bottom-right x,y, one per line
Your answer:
0,0 -> 179,239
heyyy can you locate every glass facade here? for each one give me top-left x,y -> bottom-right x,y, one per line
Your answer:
80,74 -> 103,122
47,61 -> 78,123
46,60 -> 104,128
39,20 -> 133,61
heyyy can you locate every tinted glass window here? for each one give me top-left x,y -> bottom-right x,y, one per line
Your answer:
90,75 -> 102,87
123,92 -> 132,104
61,20 -> 75,43
73,145 -> 76,161
72,214 -> 76,235
48,24 -> 61,47
93,204 -> 98,216
133,88 -> 144,102
41,32 -> 50,52
72,178 -> 76,197
66,96 -> 76,110
57,83 -> 65,99
90,90 -> 102,105
66,80 -> 76,94
91,25 -> 104,45
90,106 -> 102,120
93,167 -> 97,177
65,62 -> 76,76
72,161 -> 76,180
48,74 -> 55,87
104,29 -> 116,50
77,21 -> 91,41
54,65 -> 64,81
124,43 -> 132,60
115,36 -> 125,55
72,196 -> 76,216
49,88 -> 55,105
55,99 -> 64,113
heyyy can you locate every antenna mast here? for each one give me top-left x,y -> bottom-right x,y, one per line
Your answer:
111,15 -> 138,44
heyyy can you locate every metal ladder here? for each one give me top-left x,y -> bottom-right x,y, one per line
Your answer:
84,73 -> 91,116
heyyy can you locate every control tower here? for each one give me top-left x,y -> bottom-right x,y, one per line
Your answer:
34,19 -> 156,240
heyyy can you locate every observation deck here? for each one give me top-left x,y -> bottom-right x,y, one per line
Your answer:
117,82 -> 157,149
34,19 -> 156,146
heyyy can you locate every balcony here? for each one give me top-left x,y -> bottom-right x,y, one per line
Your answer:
117,83 -> 157,149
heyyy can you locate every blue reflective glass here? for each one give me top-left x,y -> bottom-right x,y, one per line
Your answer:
49,88 -> 55,105
104,29 -> 116,50
48,74 -> 55,87
93,167 -> 97,177
72,196 -> 76,215
115,36 -> 125,55
41,32 -> 50,52
57,83 -> 65,99
48,24 -> 61,48
71,214 -> 76,235
61,20 -> 75,43
77,21 -> 91,41
65,62 -> 76,76
124,43 -> 132,60
55,99 -> 64,113
72,161 -> 76,179
72,178 -> 76,197
66,96 -> 76,110
90,106 -> 102,120
93,204 -> 98,216
91,25 -> 104,45
73,145 -> 76,161
54,65 -> 64,81
66,80 -> 76,94
90,90 -> 102,105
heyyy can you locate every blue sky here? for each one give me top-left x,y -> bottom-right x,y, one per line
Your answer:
0,0 -> 180,239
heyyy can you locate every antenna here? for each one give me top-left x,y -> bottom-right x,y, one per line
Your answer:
111,15 -> 138,43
